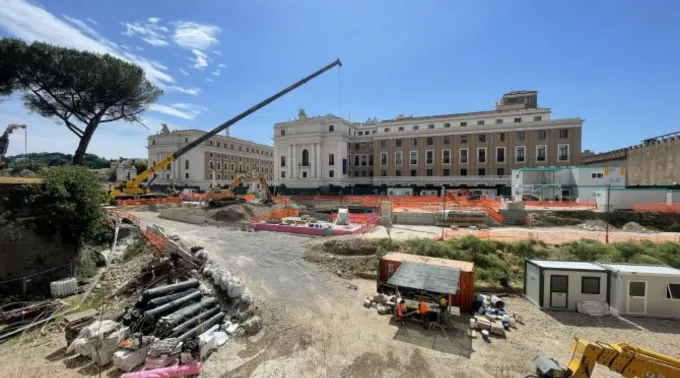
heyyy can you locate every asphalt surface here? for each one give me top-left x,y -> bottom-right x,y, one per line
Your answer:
132,212 -> 335,315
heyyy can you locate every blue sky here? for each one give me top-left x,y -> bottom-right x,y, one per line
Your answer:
1,0 -> 679,159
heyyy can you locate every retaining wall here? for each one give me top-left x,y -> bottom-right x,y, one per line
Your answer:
391,212 -> 436,226
158,212 -> 206,225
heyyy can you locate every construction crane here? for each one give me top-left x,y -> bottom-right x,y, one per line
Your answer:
0,124 -> 27,170
205,173 -> 272,208
108,58 -> 342,204
529,337 -> 680,378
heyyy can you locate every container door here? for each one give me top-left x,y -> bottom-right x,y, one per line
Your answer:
549,275 -> 568,308
627,281 -> 647,314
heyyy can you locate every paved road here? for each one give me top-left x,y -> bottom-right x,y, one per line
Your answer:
132,212 -> 336,315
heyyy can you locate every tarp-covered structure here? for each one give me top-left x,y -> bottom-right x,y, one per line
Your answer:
388,261 -> 460,294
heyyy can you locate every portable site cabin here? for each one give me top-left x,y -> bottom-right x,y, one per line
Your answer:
378,252 -> 475,311
524,260 -> 609,310
600,264 -> 680,319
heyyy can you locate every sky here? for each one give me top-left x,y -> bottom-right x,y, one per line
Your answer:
1,0 -> 679,159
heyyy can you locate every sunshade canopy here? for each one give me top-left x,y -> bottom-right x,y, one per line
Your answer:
387,261 -> 460,294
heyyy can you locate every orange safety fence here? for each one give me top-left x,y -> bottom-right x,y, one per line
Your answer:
329,212 -> 381,234
439,228 -> 680,244
523,201 -> 596,209
634,203 -> 680,213
250,208 -> 300,223
108,210 -> 166,253
182,192 -> 206,201
116,197 -> 183,207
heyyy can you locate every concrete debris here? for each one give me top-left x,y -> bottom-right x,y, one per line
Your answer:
198,325 -> 219,358
242,315 -> 262,335
363,298 -> 372,308
622,221 -> 651,233
113,347 -> 148,372
224,321 -> 240,335
227,277 -> 246,299
376,305 -> 391,315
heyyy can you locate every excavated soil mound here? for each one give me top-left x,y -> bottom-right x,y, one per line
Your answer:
208,206 -> 248,223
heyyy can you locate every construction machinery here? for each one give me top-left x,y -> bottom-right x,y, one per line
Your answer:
529,337 -> 680,377
205,173 -> 273,207
0,124 -> 26,170
108,58 -> 342,204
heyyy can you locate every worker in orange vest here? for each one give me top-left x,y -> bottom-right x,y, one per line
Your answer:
418,297 -> 431,328
396,299 -> 407,326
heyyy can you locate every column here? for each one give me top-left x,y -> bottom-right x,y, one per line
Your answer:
290,144 -> 296,178
315,143 -> 321,178
311,143 -> 316,178
336,143 -> 342,178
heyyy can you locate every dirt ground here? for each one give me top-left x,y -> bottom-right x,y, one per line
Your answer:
2,214 -> 680,377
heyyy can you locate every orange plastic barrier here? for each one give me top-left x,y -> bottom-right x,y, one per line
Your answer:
634,203 -> 680,213
116,197 -> 183,207
440,228 -> 680,244
524,201 -> 596,209
250,208 -> 300,223
108,210 -> 166,253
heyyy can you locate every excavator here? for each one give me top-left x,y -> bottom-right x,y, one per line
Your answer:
205,173 -> 273,208
0,124 -> 26,170
107,58 -> 342,205
529,337 -> 680,377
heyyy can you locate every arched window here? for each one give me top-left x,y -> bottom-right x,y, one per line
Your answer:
302,149 -> 310,166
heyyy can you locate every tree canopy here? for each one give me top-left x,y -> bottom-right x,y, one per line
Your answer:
0,38 -> 163,165
5,152 -> 111,169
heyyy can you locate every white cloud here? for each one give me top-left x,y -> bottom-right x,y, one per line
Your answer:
0,1 -> 174,87
148,17 -> 161,24
135,45 -> 144,51
86,17 -> 98,25
217,63 -> 226,68
62,15 -> 100,39
212,69 -> 220,77
205,78 -> 214,83
213,50 -> 222,56
122,19 -> 170,47
179,68 -> 189,76
149,103 -> 206,120
165,86 -> 200,96
121,44 -> 130,50
190,49 -> 208,69
172,21 -> 220,50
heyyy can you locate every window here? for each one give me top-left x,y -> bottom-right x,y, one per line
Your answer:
496,147 -> 505,163
461,135 -> 468,144
184,137 -> 188,143
380,141 -> 387,148
516,146 -> 525,163
560,129 -> 569,138
361,171 -> 367,177
460,122 -> 467,127
217,162 -> 222,170
185,172 -> 189,179
477,148 -> 487,163
301,149 -> 310,166
426,150 -> 434,165
280,156 -> 286,167
558,145 -> 569,161
329,125 -> 334,132
209,161 -> 214,169
395,152 -> 403,165
396,170 -> 401,176
428,124 -> 435,129
442,150 -> 451,164
410,170 -> 417,176
514,117 -> 522,123
360,155 -> 367,166
666,283 -> 680,299
581,277 -> 600,295
302,171 -> 307,178
460,168 -> 467,176
280,129 -> 286,136
498,133 -> 505,142
477,120 -> 485,125
410,151 -> 418,165
329,153 -> 335,165
185,160 -> 189,169
398,126 -> 404,131
591,172 -> 604,179
629,282 -> 646,297
217,142 -> 221,148
443,168 -> 450,176
517,131 -> 525,141
443,136 -> 450,145
426,169 -> 434,176
538,130 -> 546,140
380,170 -> 387,177
329,170 -> 334,178
396,139 -> 402,147
444,123 -> 451,128
495,119 -> 503,124
381,152 -> 388,166
369,155 -> 374,166
537,146 -> 547,162
217,174 -> 221,180
460,149 -> 468,164
354,155 -> 359,166
479,134 -> 486,143
412,138 -> 418,147
355,143 -> 360,150
231,163 -> 235,171
413,125 -> 419,130
497,168 -> 505,175
426,137 -> 433,145
534,116 -> 542,122
478,168 -> 486,176
209,152 -> 213,158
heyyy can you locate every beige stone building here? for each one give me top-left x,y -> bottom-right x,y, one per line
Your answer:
274,91 -> 583,189
148,129 -> 274,191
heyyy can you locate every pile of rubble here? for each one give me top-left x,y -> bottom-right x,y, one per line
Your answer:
362,293 -> 397,315
469,294 -> 521,341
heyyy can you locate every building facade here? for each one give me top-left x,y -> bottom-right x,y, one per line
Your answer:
511,166 -> 626,202
273,91 -> 583,190
147,129 -> 274,191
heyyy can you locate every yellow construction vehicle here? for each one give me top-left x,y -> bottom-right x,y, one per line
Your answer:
529,337 -> 680,377
107,58 -> 342,204
205,173 -> 273,207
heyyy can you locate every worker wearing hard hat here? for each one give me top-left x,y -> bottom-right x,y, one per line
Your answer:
438,296 -> 449,328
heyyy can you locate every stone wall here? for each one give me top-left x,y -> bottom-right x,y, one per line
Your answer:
626,138 -> 680,186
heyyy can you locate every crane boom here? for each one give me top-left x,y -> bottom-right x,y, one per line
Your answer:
110,58 -> 342,202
